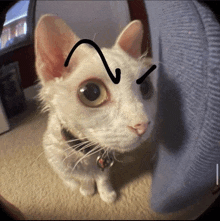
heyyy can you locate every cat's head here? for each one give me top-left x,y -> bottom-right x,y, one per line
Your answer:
35,15 -> 158,153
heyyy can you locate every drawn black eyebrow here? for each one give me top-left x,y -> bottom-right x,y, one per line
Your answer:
64,39 -> 156,84
64,39 -> 120,84
136,64 -> 157,84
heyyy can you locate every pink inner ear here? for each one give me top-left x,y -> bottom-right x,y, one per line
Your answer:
37,47 -> 66,81
117,21 -> 143,59
35,15 -> 78,83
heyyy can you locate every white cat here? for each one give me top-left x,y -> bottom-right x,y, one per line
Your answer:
35,14 -> 158,203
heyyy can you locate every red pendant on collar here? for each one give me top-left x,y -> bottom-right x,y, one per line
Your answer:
96,153 -> 114,171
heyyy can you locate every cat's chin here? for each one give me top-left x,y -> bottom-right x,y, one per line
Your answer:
111,137 -> 147,153
114,146 -> 139,154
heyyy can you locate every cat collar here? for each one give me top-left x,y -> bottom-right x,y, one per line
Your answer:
61,126 -> 114,171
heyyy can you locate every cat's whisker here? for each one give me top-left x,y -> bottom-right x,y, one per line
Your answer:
93,32 -> 98,41
67,142 -> 96,156
71,144 -> 102,172
62,151 -> 74,165
138,51 -> 149,63
112,151 -> 124,163
65,136 -> 88,143
62,145 -> 86,159
105,148 -> 109,158
43,140 -> 92,165
44,137 -> 89,149
63,141 -> 99,164
106,147 -> 117,163
68,139 -> 97,151
62,141 -> 94,163
75,142 -> 97,153
106,147 -> 113,158
102,147 -> 108,157
29,150 -> 45,166
65,140 -> 91,151
137,54 -> 171,76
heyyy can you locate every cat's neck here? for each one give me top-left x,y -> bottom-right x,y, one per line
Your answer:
47,113 -> 115,171
61,126 -> 95,154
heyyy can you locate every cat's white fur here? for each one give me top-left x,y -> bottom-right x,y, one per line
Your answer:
35,15 -> 158,203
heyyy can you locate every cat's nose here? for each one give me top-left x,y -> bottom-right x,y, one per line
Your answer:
128,122 -> 150,136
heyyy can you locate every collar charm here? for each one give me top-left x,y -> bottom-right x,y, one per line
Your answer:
96,150 -> 114,171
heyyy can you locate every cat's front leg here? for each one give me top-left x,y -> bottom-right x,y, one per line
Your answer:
96,174 -> 117,203
60,176 -> 79,191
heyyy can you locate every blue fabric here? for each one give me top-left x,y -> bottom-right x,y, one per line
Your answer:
145,0 -> 220,213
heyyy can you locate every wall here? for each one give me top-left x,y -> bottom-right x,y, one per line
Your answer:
35,1 -> 130,48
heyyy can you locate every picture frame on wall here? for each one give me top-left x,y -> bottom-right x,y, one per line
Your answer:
0,61 -> 26,119
0,97 -> 10,134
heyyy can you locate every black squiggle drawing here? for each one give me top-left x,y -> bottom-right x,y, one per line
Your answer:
64,39 -> 156,84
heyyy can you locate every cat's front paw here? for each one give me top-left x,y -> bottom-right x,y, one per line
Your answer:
99,190 -> 117,203
80,185 -> 96,196
80,179 -> 96,196
96,178 -> 117,203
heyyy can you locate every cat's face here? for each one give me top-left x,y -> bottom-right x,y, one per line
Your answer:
35,15 -> 158,153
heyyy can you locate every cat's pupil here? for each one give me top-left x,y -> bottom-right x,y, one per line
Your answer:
81,83 -> 100,101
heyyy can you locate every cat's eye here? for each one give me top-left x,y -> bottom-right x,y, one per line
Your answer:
140,78 -> 153,100
77,79 -> 108,107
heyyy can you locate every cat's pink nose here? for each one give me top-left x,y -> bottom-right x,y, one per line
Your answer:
128,122 -> 149,136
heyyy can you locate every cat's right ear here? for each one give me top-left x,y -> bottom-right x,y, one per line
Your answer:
115,20 -> 143,59
35,14 -> 90,85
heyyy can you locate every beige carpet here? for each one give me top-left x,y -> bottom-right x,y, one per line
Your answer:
0,87 -> 219,220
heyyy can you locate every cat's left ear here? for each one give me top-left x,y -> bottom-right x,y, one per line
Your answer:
115,20 -> 143,58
